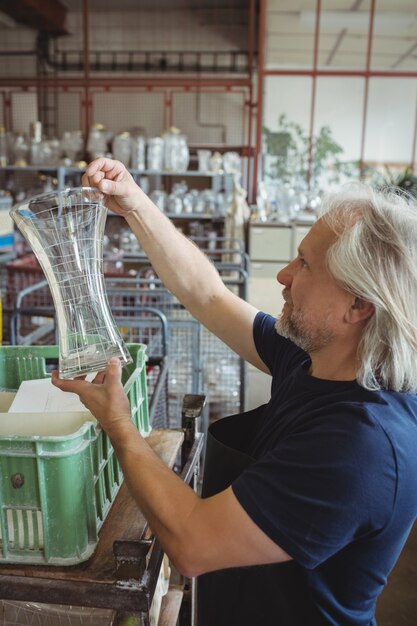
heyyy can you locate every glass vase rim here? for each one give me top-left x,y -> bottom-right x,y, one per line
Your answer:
10,186 -> 106,217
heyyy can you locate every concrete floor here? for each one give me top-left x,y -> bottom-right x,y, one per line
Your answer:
376,521 -> 417,625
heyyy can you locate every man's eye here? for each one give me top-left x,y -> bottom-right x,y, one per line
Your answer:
299,257 -> 308,267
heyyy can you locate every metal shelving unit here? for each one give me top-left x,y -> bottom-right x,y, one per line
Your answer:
0,165 -> 232,193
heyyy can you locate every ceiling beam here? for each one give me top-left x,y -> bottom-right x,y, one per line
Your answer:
0,0 -> 68,36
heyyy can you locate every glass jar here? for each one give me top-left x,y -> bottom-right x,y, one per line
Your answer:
12,132 -> 29,166
0,127 -> 8,166
197,149 -> 211,172
223,151 -> 241,173
209,151 -> 223,173
112,132 -> 131,167
87,123 -> 107,161
163,127 -> 189,172
61,130 -> 84,164
147,137 -> 164,171
130,135 -> 146,171
149,189 -> 167,211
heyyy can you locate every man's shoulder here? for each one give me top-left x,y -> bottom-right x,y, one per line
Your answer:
367,389 -> 417,464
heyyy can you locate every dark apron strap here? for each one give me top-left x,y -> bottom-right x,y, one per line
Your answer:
201,407 -> 262,498
197,407 -> 323,626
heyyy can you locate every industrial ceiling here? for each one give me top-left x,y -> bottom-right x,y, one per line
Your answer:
1,1 -> 416,70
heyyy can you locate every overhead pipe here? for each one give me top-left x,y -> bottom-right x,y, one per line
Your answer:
0,77 -> 251,89
306,0 -> 321,188
83,0 -> 90,140
246,0 -> 256,202
263,69 -> 417,79
253,0 -> 266,201
359,0 -> 376,176
34,41 -> 251,74
411,102 -> 417,173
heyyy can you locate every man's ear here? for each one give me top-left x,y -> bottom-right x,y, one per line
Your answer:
346,297 -> 374,324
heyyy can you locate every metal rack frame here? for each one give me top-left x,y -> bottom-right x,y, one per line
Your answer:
8,259 -> 248,425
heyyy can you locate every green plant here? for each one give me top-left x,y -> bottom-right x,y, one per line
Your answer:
379,165 -> 417,197
262,114 -> 309,181
360,164 -> 417,197
262,114 -> 347,189
311,125 -> 344,182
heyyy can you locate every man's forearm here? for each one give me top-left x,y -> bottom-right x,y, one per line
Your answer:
108,420 -> 201,574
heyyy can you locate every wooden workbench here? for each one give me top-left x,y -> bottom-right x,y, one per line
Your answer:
0,428 -> 204,625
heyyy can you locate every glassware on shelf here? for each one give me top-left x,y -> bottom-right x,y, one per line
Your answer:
209,151 -> 223,173
223,151 -> 241,174
193,193 -> 206,214
182,192 -> 194,214
10,187 -> 133,378
0,127 -> 8,166
207,230 -> 217,251
147,137 -> 164,171
139,175 -> 150,195
29,142 -> 43,166
215,191 -> 227,217
188,220 -> 206,238
197,149 -> 212,172
175,134 -> 190,172
29,121 -> 43,166
40,139 -> 61,166
255,180 -> 269,222
200,189 -> 216,214
163,127 -> 179,171
61,130 -> 84,164
149,189 -> 167,211
112,132 -> 131,167
130,135 -> 146,171
38,174 -> 56,195
30,121 -> 42,142
167,193 -> 183,214
253,178 -> 320,224
117,228 -> 141,254
87,123 -> 108,161
12,132 -> 29,166
163,127 -> 189,172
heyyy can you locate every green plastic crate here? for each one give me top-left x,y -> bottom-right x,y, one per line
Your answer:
0,343 -> 150,565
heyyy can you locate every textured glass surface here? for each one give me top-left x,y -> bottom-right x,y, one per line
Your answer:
11,188 -> 132,378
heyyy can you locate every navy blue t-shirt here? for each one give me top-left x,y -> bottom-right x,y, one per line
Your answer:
232,312 -> 417,626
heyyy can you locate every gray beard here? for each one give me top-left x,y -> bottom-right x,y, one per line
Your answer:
275,309 -> 335,354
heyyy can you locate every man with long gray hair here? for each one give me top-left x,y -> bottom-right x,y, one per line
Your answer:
53,158 -> 417,626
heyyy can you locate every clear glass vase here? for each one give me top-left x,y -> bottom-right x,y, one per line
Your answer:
10,188 -> 133,379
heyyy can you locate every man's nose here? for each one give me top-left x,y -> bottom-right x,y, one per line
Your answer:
277,261 -> 294,287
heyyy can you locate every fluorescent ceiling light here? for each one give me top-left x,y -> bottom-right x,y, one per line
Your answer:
300,10 -> 417,34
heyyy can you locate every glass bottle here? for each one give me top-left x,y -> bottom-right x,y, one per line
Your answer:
12,131 -> 29,166
87,123 -> 107,161
147,137 -> 164,171
0,127 -> 8,166
130,135 -> 146,171
112,132 -> 131,167
163,127 -> 189,172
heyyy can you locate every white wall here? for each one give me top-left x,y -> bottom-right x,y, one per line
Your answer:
364,78 -> 417,163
